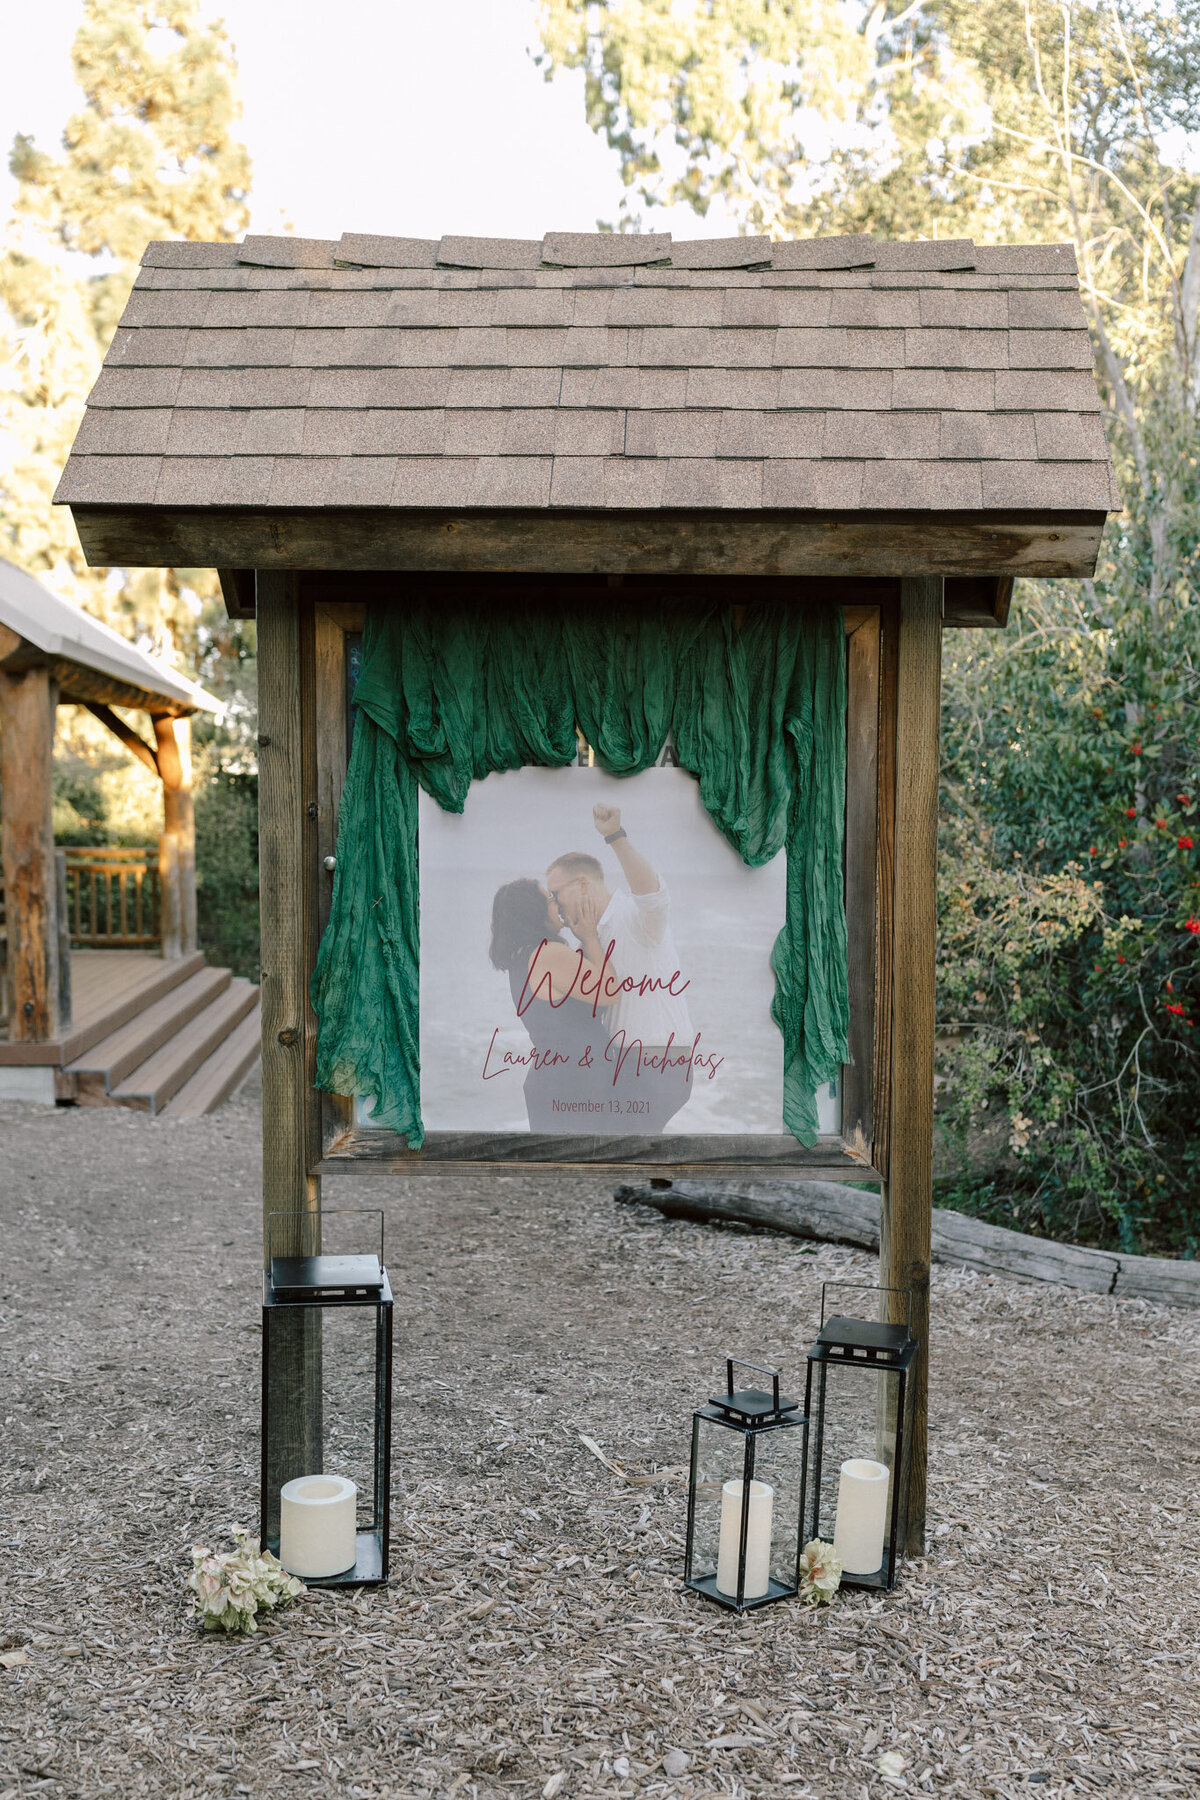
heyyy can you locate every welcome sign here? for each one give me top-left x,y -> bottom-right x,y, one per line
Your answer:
418,757 -> 840,1140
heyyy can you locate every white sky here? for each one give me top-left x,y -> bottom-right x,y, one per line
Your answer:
1,0 -> 735,244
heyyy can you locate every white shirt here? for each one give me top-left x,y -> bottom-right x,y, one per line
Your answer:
595,881 -> 694,1046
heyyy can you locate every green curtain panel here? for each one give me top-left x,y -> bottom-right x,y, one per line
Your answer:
310,595 -> 849,1148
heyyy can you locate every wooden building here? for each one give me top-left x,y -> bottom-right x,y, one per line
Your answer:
55,227 -> 1117,1547
0,556 -> 258,1112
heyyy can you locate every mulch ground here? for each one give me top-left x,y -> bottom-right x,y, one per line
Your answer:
1,1079 -> 1198,1800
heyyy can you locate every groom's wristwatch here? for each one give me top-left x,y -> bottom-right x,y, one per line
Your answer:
604,828 -> 628,844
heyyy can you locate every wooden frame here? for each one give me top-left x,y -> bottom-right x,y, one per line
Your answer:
287,577 -> 896,1182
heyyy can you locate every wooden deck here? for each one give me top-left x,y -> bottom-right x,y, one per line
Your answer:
0,949 -> 202,1065
0,946 -> 260,1115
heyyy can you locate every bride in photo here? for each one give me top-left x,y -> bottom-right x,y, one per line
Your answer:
487,877 -> 612,1131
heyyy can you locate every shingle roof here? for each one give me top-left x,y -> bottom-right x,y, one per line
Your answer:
55,230 -> 1118,517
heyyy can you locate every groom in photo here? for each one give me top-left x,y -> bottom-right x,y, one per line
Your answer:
546,804 -> 696,1133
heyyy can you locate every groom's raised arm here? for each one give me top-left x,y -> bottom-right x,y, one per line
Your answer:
592,804 -> 659,895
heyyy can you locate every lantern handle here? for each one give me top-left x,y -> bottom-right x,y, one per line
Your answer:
724,1356 -> 780,1410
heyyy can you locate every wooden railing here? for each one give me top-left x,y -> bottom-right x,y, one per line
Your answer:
63,847 -> 161,948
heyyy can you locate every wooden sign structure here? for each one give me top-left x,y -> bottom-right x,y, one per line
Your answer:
56,227 -> 1117,1550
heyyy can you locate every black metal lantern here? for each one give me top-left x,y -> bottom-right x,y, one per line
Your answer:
261,1209 -> 393,1588
804,1284 -> 916,1592
684,1357 -> 808,1612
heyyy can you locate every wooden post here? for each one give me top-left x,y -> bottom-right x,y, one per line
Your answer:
153,713 -> 196,958
0,665 -> 62,1041
256,573 -> 322,1534
55,849 -> 72,1030
881,574 -> 943,1557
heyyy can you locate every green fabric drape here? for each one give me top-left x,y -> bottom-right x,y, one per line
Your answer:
310,596 -> 849,1148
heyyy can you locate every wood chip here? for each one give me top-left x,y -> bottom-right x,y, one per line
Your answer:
2,1081 -> 1198,1797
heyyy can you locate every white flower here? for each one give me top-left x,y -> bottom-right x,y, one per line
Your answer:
798,1538 -> 842,1606
187,1532 -> 306,1635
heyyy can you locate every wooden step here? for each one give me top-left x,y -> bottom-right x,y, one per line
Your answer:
161,1000 -> 261,1118
111,979 -> 259,1115
0,950 -> 206,1067
66,966 -> 233,1095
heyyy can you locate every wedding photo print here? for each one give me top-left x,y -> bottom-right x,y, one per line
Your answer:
418,755 -> 839,1140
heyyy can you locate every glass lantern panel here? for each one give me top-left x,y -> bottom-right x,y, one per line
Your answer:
748,1420 -> 807,1596
264,1303 -> 382,1551
688,1414 -> 749,1587
811,1361 -> 900,1580
320,1305 -> 381,1530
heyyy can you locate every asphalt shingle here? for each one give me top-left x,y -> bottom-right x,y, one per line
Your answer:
771,236 -> 876,270
939,412 -> 1038,460
993,370 -> 1101,411
903,329 -> 1009,369
59,229 -> 1115,519
981,460 -> 1112,508
337,234 -> 439,269
439,236 -> 543,270
268,455 -> 399,505
72,408 -> 174,455
822,411 -> 940,460
165,408 -> 305,457
154,456 -> 274,506
871,240 -> 976,271
859,460 -> 985,509
671,238 -> 772,269
542,232 -> 671,268
238,236 -> 337,269
87,367 -> 182,408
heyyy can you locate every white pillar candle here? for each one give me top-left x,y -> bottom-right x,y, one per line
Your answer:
279,1474 -> 358,1579
832,1457 -> 889,1575
715,1477 -> 774,1600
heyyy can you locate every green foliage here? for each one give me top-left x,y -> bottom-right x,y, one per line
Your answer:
10,0 -> 250,260
194,762 -> 259,981
938,562 -> 1200,1253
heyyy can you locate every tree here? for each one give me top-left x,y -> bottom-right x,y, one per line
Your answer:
537,0 -> 1200,1248
1,0 -> 259,975
2,0 -> 251,657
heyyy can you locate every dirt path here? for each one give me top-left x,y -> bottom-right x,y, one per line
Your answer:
2,1083 -> 1198,1799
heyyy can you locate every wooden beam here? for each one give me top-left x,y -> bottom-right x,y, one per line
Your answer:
83,701 -> 160,777
69,505 -> 1106,580
942,575 -> 1010,628
881,575 -> 942,1558
153,713 -> 196,958
256,572 -> 322,1247
218,567 -> 256,620
320,1126 -> 881,1180
0,666 -> 62,1042
256,572 -> 323,1533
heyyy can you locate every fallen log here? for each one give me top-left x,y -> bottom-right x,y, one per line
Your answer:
613,1177 -> 1200,1310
